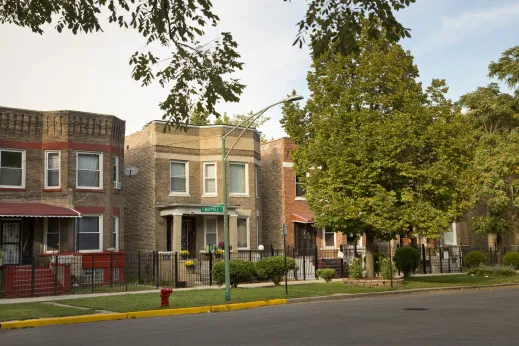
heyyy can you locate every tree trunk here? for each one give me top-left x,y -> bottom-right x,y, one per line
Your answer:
496,234 -> 503,263
365,230 -> 375,278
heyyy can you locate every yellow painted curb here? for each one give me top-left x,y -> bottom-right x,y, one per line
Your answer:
0,299 -> 287,330
0,313 -> 127,330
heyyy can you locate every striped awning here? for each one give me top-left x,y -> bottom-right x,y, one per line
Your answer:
0,203 -> 81,218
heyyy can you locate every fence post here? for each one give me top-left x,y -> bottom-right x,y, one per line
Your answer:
489,247 -> 493,265
354,244 -> 358,257
54,254 -> 59,296
314,246 -> 319,272
124,252 -> 128,291
421,244 -> 426,274
30,255 -> 36,297
110,251 -> 113,289
428,248 -> 432,274
439,249 -> 443,274
209,252 -> 213,286
460,247 -> 464,273
155,251 -> 160,289
340,244 -> 344,278
271,244 -> 274,257
91,254 -> 95,293
303,250 -> 306,280
174,252 -> 179,288
249,249 -> 252,262
137,251 -> 141,283
448,248 -> 451,273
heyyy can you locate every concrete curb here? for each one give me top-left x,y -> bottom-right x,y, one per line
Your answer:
0,299 -> 287,330
286,283 -> 519,304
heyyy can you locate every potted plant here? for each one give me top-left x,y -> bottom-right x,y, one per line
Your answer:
185,260 -> 195,271
215,248 -> 223,258
180,250 -> 190,259
218,241 -> 225,250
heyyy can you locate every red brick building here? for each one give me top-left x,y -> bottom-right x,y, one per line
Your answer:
260,137 -> 347,252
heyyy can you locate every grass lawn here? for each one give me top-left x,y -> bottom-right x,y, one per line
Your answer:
0,303 -> 94,322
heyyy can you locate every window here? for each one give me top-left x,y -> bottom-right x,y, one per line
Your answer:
113,268 -> 120,282
113,156 -> 120,189
78,215 -> 102,252
255,164 -> 259,198
0,149 -> 25,188
230,162 -> 248,195
45,151 -> 60,188
444,222 -> 457,245
323,228 -> 336,248
77,152 -> 102,189
83,269 -> 103,284
295,176 -> 306,198
44,218 -> 60,253
237,217 -> 249,249
113,216 -> 119,251
204,217 -> 217,247
203,162 -> 217,195
170,161 -> 189,195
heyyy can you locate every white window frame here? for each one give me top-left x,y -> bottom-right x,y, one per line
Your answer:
204,216 -> 218,247
113,156 -> 120,189
229,162 -> 249,197
113,267 -> 120,282
44,150 -> 61,189
0,148 -> 26,188
169,160 -> 190,196
113,215 -> 119,251
255,164 -> 259,199
203,162 -> 217,196
43,218 -> 60,253
322,228 -> 336,249
237,216 -> 250,250
76,151 -> 103,190
77,214 -> 103,253
83,268 -> 104,284
443,222 -> 458,246
295,175 -> 306,200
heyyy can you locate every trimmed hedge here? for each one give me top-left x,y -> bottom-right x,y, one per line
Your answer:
255,256 -> 296,285
464,251 -> 486,268
379,257 -> 396,279
349,257 -> 363,279
212,260 -> 256,288
467,265 -> 515,277
503,252 -> 519,269
316,269 -> 336,282
393,247 -> 420,278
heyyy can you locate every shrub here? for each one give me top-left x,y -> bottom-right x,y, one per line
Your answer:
464,251 -> 486,268
363,253 -> 386,275
393,247 -> 420,277
503,252 -> 519,269
379,258 -> 396,279
316,269 -> 336,282
212,260 -> 256,288
255,256 -> 296,285
349,257 -> 363,279
467,265 -> 516,277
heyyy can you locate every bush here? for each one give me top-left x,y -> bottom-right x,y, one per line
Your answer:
467,265 -> 516,277
212,260 -> 256,288
316,269 -> 336,282
379,257 -> 396,279
255,256 -> 296,285
363,253 -> 386,275
349,257 -> 363,279
464,250 -> 486,268
393,247 -> 420,278
503,252 -> 519,269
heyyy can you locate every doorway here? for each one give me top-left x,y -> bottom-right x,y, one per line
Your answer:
1,220 -> 22,265
294,222 -> 316,256
181,217 -> 197,255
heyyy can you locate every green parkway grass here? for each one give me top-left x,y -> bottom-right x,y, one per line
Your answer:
1,274 -> 518,321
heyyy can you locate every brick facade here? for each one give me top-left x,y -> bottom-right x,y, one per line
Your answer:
124,122 -> 261,254
0,106 -> 125,263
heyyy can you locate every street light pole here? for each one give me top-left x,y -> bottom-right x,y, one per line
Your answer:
221,95 -> 303,301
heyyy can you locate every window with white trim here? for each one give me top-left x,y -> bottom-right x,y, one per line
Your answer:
78,215 -> 102,251
203,162 -> 217,195
113,268 -> 120,282
295,176 -> 305,198
77,152 -> 102,189
45,151 -> 60,188
170,161 -> 189,194
323,228 -> 336,248
230,162 -> 248,195
44,218 -> 60,253
237,217 -> 249,249
113,215 -> 119,251
0,149 -> 25,188
443,222 -> 457,245
113,156 -> 120,189
255,164 -> 259,198
204,217 -> 217,247
83,268 -> 103,284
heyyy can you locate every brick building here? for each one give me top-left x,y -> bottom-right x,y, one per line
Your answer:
260,137 -> 347,253
0,106 -> 125,265
124,121 -> 261,255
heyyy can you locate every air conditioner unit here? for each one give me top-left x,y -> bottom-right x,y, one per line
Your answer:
114,181 -> 121,189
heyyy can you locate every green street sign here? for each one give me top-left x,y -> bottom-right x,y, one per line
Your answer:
201,205 -> 224,213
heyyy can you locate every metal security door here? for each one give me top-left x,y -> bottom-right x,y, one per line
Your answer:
1,220 -> 22,265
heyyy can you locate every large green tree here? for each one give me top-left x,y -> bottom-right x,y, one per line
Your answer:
460,48 -> 519,250
0,0 -> 414,126
282,28 -> 474,277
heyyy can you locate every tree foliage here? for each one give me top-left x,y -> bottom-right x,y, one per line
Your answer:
281,24 -> 474,277
488,46 -> 519,95
0,0 -> 415,126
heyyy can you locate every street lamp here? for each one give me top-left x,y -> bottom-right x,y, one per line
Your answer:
221,95 -> 304,301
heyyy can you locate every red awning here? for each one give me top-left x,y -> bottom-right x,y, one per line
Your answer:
0,203 -> 81,218
292,213 -> 314,223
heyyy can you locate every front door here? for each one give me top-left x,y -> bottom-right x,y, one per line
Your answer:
295,222 -> 316,256
181,218 -> 197,255
1,220 -> 22,265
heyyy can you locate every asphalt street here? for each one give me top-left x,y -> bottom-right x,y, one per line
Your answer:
1,287 -> 518,346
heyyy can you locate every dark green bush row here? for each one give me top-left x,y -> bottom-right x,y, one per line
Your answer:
316,269 -> 336,282
467,265 -> 515,277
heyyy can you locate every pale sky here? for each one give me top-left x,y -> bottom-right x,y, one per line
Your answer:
1,0 -> 518,139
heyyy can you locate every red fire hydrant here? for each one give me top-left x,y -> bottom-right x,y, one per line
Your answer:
160,288 -> 173,307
